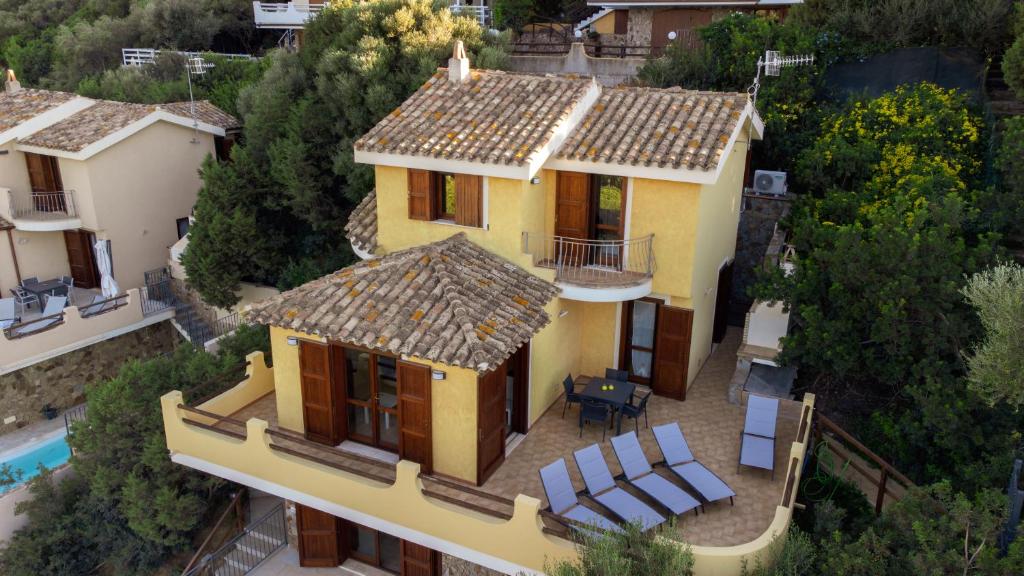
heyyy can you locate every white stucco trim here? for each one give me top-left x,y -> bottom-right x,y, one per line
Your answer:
557,278 -> 652,303
0,97 -> 96,146
15,111 -> 227,160
612,302 -> 623,369
9,216 -> 83,233
350,241 -> 376,261
170,453 -> 542,576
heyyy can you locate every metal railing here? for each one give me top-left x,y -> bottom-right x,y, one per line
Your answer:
122,48 -> 258,67
252,1 -> 326,28
7,190 -> 78,221
182,502 -> 286,576
141,280 -> 176,317
522,233 -> 655,287
63,404 -> 87,436
450,2 -> 490,27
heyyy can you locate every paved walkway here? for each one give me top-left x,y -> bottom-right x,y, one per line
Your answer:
0,404 -> 81,459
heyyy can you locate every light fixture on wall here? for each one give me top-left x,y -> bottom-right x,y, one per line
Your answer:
530,176 -> 541,185
286,336 -> 298,346
559,309 -> 569,318
431,369 -> 446,381
668,31 -> 678,41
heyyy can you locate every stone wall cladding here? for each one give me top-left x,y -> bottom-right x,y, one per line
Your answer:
732,193 -> 792,317
284,500 -> 299,550
441,553 -> 503,576
0,321 -> 177,435
626,9 -> 654,46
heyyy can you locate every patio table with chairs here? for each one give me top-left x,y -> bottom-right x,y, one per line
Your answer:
565,371 -> 652,438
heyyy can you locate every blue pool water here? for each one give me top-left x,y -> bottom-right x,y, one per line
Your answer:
0,434 -> 71,493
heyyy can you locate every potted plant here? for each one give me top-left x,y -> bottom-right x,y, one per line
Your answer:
41,404 -> 58,420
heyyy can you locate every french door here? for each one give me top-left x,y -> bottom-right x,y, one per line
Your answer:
340,348 -> 399,452
621,298 -> 660,385
621,299 -> 694,400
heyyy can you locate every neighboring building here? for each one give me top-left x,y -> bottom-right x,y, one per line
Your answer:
581,0 -> 801,52
0,73 -> 238,371
162,45 -> 818,576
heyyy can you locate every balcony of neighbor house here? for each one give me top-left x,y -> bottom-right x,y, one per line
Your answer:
522,232 -> 655,302
252,1 -> 327,29
162,328 -> 815,574
0,188 -> 82,232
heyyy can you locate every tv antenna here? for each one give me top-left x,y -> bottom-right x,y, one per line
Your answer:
185,55 -> 214,143
748,50 -> 815,106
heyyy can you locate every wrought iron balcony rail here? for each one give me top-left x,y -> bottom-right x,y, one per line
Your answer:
522,233 -> 655,288
8,190 -> 78,221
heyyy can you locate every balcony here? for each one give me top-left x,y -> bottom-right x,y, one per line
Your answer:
252,1 -> 326,29
162,331 -> 816,575
522,233 -> 655,302
1,189 -> 82,232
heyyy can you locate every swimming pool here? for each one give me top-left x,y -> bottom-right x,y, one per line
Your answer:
0,433 -> 71,493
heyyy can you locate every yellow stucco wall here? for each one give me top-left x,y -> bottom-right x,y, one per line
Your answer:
629,177 -> 701,300
578,301 -> 619,377
526,297 -> 582,425
0,230 -> 70,295
269,326 -> 316,433
592,11 -> 616,34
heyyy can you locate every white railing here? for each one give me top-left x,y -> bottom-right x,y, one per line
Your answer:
522,233 -> 655,287
6,190 -> 78,221
122,48 -> 258,67
450,2 -> 490,28
252,1 -> 326,29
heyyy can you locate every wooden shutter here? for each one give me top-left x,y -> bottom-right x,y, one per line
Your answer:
397,361 -> 432,474
300,341 -> 338,445
329,344 -> 350,441
613,10 -> 629,35
454,174 -> 483,228
554,172 -> 591,239
652,305 -> 693,401
400,540 -> 439,576
63,230 -> 99,289
477,360 -> 507,485
408,169 -> 435,221
25,153 -> 62,193
296,504 -> 343,568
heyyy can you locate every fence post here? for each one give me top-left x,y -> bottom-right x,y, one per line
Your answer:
875,468 -> 888,515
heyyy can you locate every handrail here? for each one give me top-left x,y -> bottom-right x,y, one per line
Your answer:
7,190 -> 78,220
180,488 -> 247,575
522,232 -> 656,286
419,473 -> 516,507
781,456 -> 800,507
182,502 -> 287,576
79,293 -> 129,317
816,414 -> 914,487
182,418 -> 247,441
421,488 -> 513,520
267,442 -> 394,484
264,428 -> 394,470
178,404 -> 248,428
3,310 -> 65,339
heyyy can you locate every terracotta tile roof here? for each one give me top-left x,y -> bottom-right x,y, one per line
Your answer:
344,191 -> 378,255
18,98 -> 238,152
556,87 -> 748,171
355,70 -> 596,166
160,100 -> 241,130
248,233 -> 560,371
0,88 -> 77,134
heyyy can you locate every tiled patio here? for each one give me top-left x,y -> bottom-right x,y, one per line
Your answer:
217,328 -> 800,548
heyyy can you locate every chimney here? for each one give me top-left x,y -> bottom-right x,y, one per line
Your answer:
5,69 -> 21,94
448,40 -> 470,84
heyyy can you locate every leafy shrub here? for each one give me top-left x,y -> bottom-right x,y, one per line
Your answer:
546,521 -> 694,576
961,263 -> 1024,409
741,528 -> 818,576
1004,34 -> 1024,100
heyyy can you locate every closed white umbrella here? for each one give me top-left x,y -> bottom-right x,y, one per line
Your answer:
93,239 -> 119,298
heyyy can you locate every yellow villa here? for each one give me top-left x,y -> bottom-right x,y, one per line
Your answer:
161,44 -> 816,576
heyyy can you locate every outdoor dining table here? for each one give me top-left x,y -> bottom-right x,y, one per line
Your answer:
578,377 -> 636,435
21,280 -> 69,303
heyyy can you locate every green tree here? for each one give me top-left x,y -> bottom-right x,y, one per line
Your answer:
961,263 -> 1024,409
546,522 -> 694,576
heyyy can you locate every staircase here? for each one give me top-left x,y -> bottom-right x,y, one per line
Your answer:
987,55 -> 1024,119
184,504 -> 288,576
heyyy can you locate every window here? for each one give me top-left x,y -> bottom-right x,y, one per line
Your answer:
176,217 -> 190,240
407,169 -> 482,228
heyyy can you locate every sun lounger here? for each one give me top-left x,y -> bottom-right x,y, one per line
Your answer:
0,298 -> 17,330
738,394 -> 779,479
573,444 -> 666,531
80,295 -> 114,317
652,422 -> 735,506
609,431 -> 701,516
539,458 -> 621,536
12,296 -> 66,336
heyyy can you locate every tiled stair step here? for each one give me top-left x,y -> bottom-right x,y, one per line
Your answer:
245,528 -> 282,545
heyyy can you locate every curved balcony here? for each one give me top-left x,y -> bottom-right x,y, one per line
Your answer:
252,1 -> 326,29
522,233 -> 655,302
2,190 -> 82,232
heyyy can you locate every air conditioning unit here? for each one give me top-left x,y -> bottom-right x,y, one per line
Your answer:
752,170 -> 787,196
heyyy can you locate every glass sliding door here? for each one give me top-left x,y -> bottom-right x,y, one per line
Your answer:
622,298 -> 659,384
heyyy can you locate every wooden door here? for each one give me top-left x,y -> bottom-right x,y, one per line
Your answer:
712,261 -> 734,344
397,361 -> 432,473
652,305 -> 693,400
555,171 -> 591,239
63,230 -> 99,289
300,341 -> 339,445
477,360 -> 507,485
296,504 -> 343,568
25,153 -> 65,212
651,8 -> 713,49
400,540 -> 439,576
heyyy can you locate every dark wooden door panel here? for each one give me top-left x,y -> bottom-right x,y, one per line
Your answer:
712,261 -> 733,344
408,169 -> 435,221
397,361 -> 432,473
555,171 -> 590,239
300,341 -> 338,445
25,152 -> 62,193
477,360 -> 507,485
400,540 -> 438,576
454,174 -> 482,228
63,230 -> 99,289
653,305 -> 693,401
296,504 -> 341,568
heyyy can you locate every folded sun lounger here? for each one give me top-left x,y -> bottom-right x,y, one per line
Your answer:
610,431 -> 701,516
652,422 -> 735,507
738,394 -> 780,479
540,458 -> 621,536
573,444 -> 666,531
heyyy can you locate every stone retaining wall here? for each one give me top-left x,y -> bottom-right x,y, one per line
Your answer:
732,193 -> 792,319
0,321 -> 177,435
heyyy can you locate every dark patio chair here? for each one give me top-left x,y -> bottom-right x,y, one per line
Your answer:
610,431 -> 700,517
20,277 -> 38,286
605,368 -> 628,382
579,400 -> 611,441
562,374 -> 582,418
10,287 -> 38,313
573,443 -> 666,531
653,422 -> 735,507
619,391 -> 651,432
539,458 -> 621,537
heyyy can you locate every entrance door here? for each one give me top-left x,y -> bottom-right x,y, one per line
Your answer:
506,343 -> 530,436
712,261 -> 734,344
621,298 -> 660,385
63,230 -> 100,289
477,359 -> 507,485
344,520 -> 437,575
652,305 -> 693,400
338,347 -> 399,452
296,504 -> 343,568
300,341 -> 341,445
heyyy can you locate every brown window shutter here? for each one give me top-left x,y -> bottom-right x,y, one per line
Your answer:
397,361 -> 432,474
454,174 -> 483,228
614,10 -> 629,35
299,341 -> 339,445
295,504 -> 342,567
408,169 -> 435,221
